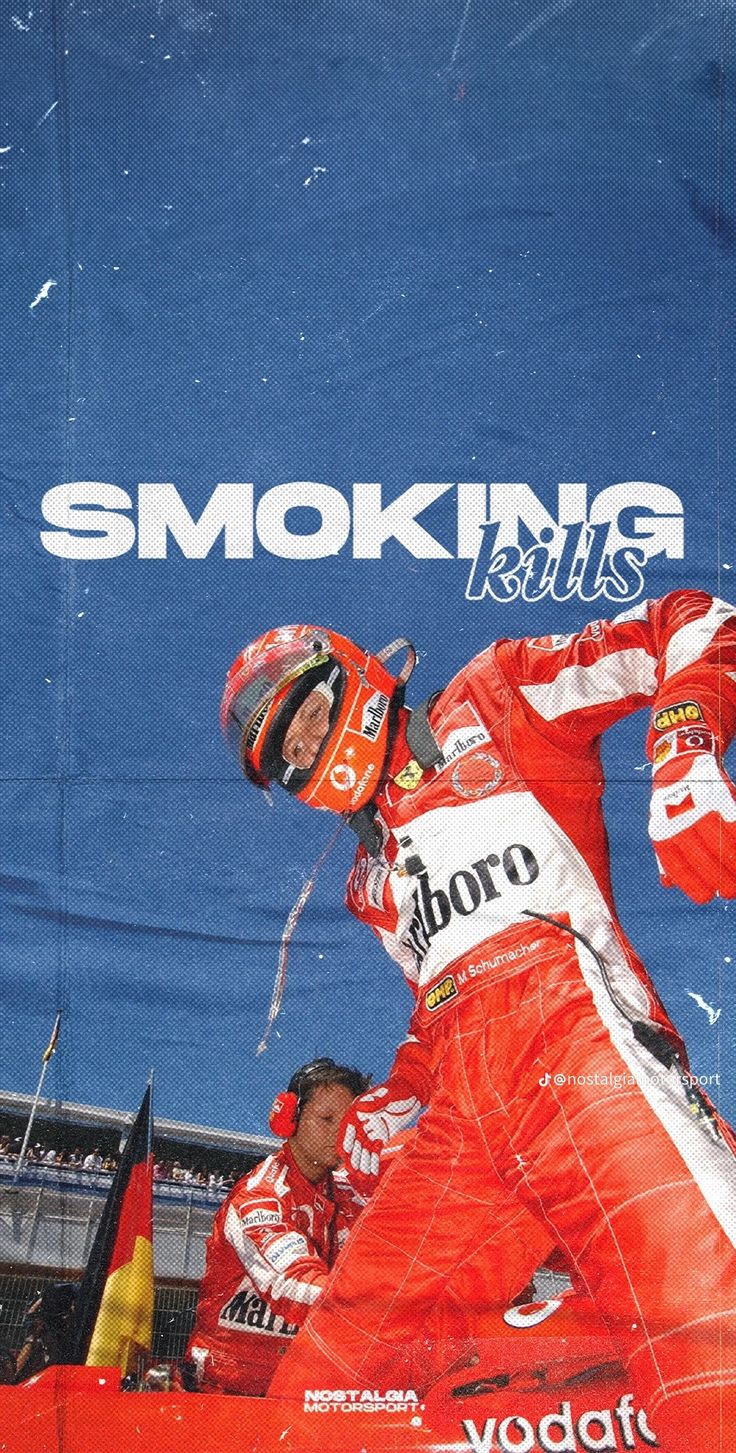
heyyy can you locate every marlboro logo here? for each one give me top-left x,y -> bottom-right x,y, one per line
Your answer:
361,692 -> 389,741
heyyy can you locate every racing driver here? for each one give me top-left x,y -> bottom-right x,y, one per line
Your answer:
219,592 -> 736,1451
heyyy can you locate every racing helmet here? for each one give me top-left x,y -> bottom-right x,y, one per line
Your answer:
220,624 -> 415,815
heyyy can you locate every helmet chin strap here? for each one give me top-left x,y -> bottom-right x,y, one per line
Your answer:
405,695 -> 444,769
342,639 -> 416,855
374,637 -> 417,686
346,805 -> 384,856
375,639 -> 444,769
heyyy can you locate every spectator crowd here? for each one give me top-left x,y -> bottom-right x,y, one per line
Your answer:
0,1135 -> 242,1193
0,1136 -> 118,1173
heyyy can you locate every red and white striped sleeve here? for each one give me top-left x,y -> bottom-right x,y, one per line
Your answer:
223,1177 -> 328,1327
496,590 -> 736,757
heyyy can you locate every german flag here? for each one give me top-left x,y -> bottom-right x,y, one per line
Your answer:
71,1084 -> 154,1375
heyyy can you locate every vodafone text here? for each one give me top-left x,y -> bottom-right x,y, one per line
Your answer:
39,480 -> 683,605
462,1394 -> 657,1451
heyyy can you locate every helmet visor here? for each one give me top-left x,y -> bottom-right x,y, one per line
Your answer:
260,661 -> 345,793
223,635 -> 331,761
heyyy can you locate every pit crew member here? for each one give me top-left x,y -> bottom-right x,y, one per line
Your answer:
185,1057 -> 369,1395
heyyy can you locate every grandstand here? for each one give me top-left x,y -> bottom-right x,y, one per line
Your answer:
0,1090 -> 278,1363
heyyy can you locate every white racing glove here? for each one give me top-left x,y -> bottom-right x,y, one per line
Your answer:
340,1080 -> 422,1194
648,727 -> 736,903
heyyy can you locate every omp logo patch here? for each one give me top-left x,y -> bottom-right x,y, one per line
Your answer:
425,975 -> 458,1012
653,701 -> 704,731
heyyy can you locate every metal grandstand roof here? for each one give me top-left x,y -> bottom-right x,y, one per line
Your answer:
0,1090 -> 277,1158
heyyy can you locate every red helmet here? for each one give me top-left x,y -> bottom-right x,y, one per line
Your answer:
220,625 -> 415,815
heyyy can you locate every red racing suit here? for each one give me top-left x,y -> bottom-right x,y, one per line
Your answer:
186,1143 -> 363,1394
270,591 -> 736,1452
